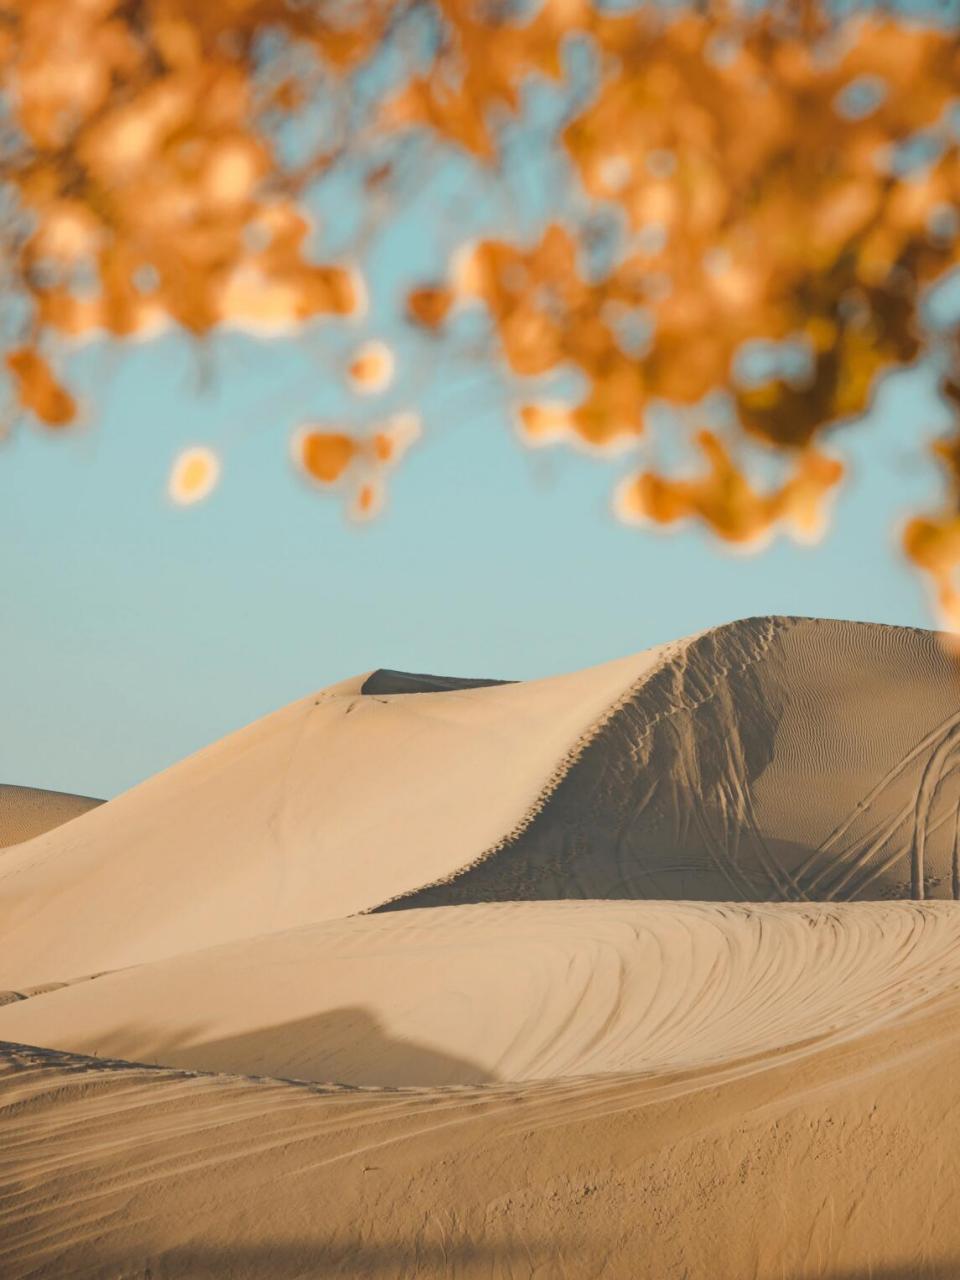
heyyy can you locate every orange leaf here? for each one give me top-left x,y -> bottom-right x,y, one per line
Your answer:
168,446 -> 220,505
297,430 -> 358,484
407,285 -> 453,330
6,347 -> 76,427
348,340 -> 394,394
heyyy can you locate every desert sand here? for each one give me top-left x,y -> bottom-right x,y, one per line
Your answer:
4,616 -> 960,1277
0,783 -> 101,849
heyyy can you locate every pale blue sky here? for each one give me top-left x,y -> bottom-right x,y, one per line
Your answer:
0,334 -> 949,799
1,15 -> 957,799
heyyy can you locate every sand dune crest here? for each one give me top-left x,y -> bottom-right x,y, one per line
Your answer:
0,783 -> 102,849
6,615 -> 960,1277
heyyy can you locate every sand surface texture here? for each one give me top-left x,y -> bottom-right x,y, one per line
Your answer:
0,784 -> 102,849
4,616 -> 960,1277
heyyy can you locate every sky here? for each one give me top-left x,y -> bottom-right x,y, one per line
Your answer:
0,334 -> 950,800
1,9 -> 958,800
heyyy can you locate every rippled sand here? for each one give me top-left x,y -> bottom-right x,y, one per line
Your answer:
4,617 -> 960,1277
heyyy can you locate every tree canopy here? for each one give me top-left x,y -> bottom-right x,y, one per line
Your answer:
3,2 -> 960,616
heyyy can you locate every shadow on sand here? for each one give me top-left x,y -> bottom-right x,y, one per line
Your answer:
87,1238 -> 573,1278
64,1248 -> 960,1279
185,1004 -> 498,1087
782,1269 -> 960,1279
54,1003 -> 498,1089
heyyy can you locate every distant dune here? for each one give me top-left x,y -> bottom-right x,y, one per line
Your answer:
0,783 -> 102,849
360,669 -> 513,695
5,616 -> 960,1277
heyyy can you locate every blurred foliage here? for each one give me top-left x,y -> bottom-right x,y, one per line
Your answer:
2,2 -> 960,617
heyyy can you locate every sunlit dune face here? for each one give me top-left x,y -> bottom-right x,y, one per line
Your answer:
168,446 -> 220,505
348,340 -> 394,394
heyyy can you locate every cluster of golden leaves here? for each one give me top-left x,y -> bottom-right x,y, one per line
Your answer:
903,353 -> 960,627
392,1 -> 960,613
4,1 -> 960,615
1,0 -> 386,406
294,406 -> 421,519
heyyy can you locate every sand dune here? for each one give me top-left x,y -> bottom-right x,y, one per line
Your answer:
381,616 -> 960,910
2,900 -> 959,1087
0,783 -> 102,849
0,649 -> 661,988
5,617 -> 960,992
360,669 -> 513,695
4,980 -> 960,1279
6,615 -> 960,1277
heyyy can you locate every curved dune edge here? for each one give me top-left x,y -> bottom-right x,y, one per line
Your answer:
374,616 -> 960,911
4,984 -> 960,1279
0,649 -> 658,989
0,783 -> 102,849
4,616 -> 960,992
6,616 -> 960,1276
2,900 -> 960,1088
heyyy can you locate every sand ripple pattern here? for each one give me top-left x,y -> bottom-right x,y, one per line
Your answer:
5,619 -> 960,1276
0,785 -> 101,850
375,617 -> 960,908
1,901 -> 958,1087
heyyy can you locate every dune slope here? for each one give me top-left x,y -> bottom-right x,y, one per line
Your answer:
379,616 -> 960,910
4,982 -> 960,1278
5,616 -> 960,1277
0,784 -> 102,849
1,900 -> 958,1088
0,649 -> 660,988
4,617 -> 960,994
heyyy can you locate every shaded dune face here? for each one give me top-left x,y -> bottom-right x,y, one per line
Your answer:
3,617 -> 960,995
0,784 -> 103,849
376,617 -> 960,908
360,669 -> 514,695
